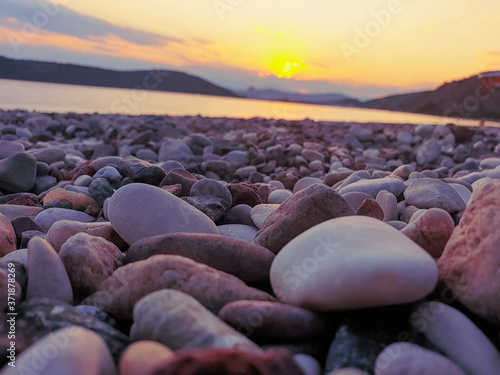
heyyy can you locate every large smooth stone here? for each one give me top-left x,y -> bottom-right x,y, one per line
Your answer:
0,327 -> 116,375
438,180 -> 500,323
60,233 -> 124,297
339,178 -> 405,198
34,208 -> 96,232
46,220 -> 126,252
0,205 -> 42,221
410,302 -> 500,375
374,342 -> 466,375
82,254 -> 274,320
130,290 -> 261,352
270,216 -> 438,310
107,183 -> 218,245
404,178 -> 466,213
0,152 -> 37,193
125,233 -> 273,286
28,147 -> 66,164
218,300 -> 328,340
0,213 -> 16,256
26,237 -> 73,303
254,184 -> 355,254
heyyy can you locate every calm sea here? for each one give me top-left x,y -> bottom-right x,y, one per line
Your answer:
0,79 -> 497,127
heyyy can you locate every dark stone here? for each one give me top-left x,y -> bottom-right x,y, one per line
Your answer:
160,168 -> 198,196
20,230 -> 46,247
324,308 -> 413,375
15,298 -> 129,362
181,195 -> 227,222
446,123 -> 474,144
227,182 -> 271,207
11,217 -> 43,244
120,156 -> 166,185
88,178 -> 115,206
254,184 -> 355,254
356,198 -> 384,220
0,193 -> 39,205
218,301 -> 329,340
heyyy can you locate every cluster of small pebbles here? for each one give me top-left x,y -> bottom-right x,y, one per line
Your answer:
0,109 -> 500,375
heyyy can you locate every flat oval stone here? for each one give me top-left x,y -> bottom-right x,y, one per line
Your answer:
339,177 -> 405,198
374,342 -> 466,375
107,183 -> 218,245
125,233 -> 274,286
28,147 -> 66,164
34,208 -> 96,232
130,289 -> 261,353
404,178 -> 466,213
410,302 -> 500,375
0,326 -> 116,375
82,254 -> 274,320
26,237 -> 73,303
270,216 -> 438,310
218,300 -> 328,340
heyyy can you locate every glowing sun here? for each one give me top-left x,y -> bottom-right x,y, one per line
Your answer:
269,57 -> 306,78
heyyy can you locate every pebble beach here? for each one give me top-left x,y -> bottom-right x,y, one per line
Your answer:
0,109 -> 500,375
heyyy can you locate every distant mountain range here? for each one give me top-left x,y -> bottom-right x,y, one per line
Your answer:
0,56 -> 237,98
1,56 -> 498,120
236,87 -> 359,106
363,76 -> 500,121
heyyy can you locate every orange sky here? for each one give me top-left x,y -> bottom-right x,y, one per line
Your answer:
1,0 -> 499,98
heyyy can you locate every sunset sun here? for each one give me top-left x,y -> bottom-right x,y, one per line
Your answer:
269,58 -> 306,79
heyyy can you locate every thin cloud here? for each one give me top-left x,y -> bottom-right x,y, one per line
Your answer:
0,0 -> 179,46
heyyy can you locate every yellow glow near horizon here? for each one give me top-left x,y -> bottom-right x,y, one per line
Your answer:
3,0 -> 500,94
269,58 -> 306,78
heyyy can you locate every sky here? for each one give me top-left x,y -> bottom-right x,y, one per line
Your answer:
0,0 -> 499,99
